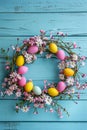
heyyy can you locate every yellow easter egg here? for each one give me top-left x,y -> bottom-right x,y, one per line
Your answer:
64,68 -> 75,76
49,43 -> 58,53
24,81 -> 33,92
48,88 -> 59,97
16,55 -> 25,67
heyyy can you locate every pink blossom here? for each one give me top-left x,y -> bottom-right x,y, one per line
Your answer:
16,47 -> 20,52
73,42 -> 77,48
82,74 -> 87,78
5,66 -> 10,70
16,105 -> 20,109
40,30 -> 45,34
23,39 -> 29,44
81,56 -> 86,60
58,108 -> 63,118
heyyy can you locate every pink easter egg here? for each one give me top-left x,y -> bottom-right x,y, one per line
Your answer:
27,46 -> 38,54
57,81 -> 66,92
18,66 -> 28,74
18,77 -> 26,87
56,50 -> 65,60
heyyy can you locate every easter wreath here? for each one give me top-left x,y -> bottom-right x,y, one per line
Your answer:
1,30 -> 87,118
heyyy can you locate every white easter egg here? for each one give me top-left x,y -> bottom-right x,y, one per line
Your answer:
33,86 -> 42,95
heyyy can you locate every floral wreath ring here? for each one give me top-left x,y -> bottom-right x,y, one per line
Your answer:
1,30 -> 87,118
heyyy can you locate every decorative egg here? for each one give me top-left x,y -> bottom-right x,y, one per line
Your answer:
27,46 -> 38,54
64,68 -> 74,76
56,50 -> 65,60
18,77 -> 26,87
24,81 -> 33,92
16,55 -> 25,67
57,81 -> 66,92
48,87 -> 59,97
49,43 -> 58,53
33,86 -> 42,95
18,66 -> 28,74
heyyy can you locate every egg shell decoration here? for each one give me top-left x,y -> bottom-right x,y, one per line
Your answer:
18,66 -> 28,74
64,68 -> 75,76
16,55 -> 25,67
56,50 -> 65,60
57,81 -> 66,92
27,45 -> 38,54
24,81 -> 33,92
33,86 -> 42,95
48,87 -> 59,97
49,43 -> 58,53
18,77 -> 26,87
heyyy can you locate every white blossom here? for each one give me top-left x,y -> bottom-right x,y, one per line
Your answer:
21,106 -> 29,112
59,74 -> 65,80
66,77 -> 74,86
16,92 -> 21,97
58,61 -> 65,69
22,51 -> 35,63
35,36 -> 43,46
69,61 -> 76,68
43,94 -> 52,105
71,54 -> 78,61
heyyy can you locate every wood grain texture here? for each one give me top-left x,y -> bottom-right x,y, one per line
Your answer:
0,13 -> 87,36
0,0 -> 87,129
0,100 -> 87,121
0,122 -> 87,130
0,0 -> 87,13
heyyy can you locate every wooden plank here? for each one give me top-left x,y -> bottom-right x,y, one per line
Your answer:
0,100 -> 87,121
0,122 -> 87,130
0,13 -> 87,36
0,0 -> 87,13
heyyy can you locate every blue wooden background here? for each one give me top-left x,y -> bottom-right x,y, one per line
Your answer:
0,0 -> 87,129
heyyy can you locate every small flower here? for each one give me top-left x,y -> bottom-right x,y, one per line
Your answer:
5,66 -> 10,70
76,82 -> 81,89
22,51 -> 35,64
40,30 -> 45,34
35,36 -> 43,47
58,61 -> 65,69
5,89 -> 13,96
46,54 -> 52,59
16,47 -> 20,52
59,74 -> 65,80
66,77 -> 74,86
21,106 -> 29,112
81,61 -> 85,66
69,61 -> 76,68
16,92 -> 21,97
73,42 -> 77,48
43,94 -> 52,105
50,108 -> 54,113
82,74 -> 87,78
71,54 -> 78,61
80,56 -> 86,60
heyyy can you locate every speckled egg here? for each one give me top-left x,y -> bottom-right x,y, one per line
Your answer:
27,45 -> 38,54
18,66 -> 28,74
48,87 -> 59,97
18,77 -> 26,87
33,86 -> 42,95
49,43 -> 58,53
56,50 -> 65,60
24,81 -> 33,92
16,55 -> 25,67
64,68 -> 75,76
57,81 -> 66,92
